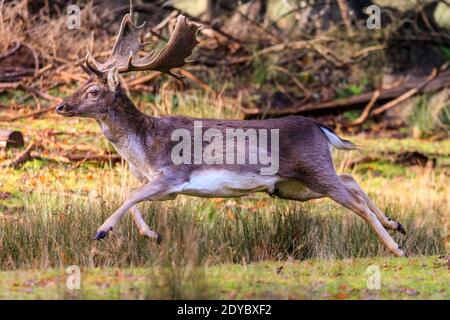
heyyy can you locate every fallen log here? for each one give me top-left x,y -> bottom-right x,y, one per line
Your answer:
243,69 -> 450,118
0,68 -> 35,82
0,42 -> 21,60
7,143 -> 35,168
4,152 -> 122,169
341,150 -> 444,170
371,65 -> 444,116
0,129 -> 24,149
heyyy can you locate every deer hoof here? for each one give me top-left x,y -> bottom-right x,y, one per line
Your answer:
93,230 -> 108,240
156,233 -> 163,245
398,245 -> 408,257
396,222 -> 406,235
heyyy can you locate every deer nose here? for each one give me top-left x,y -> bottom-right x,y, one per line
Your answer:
55,103 -> 67,113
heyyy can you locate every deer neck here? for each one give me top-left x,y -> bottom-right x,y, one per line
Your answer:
97,93 -> 156,174
97,93 -> 149,146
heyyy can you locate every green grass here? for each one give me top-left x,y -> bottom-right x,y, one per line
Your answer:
1,89 -> 449,299
0,257 -> 448,299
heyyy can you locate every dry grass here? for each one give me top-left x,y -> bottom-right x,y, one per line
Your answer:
0,1 -> 102,58
0,156 -> 447,270
0,87 -> 448,271
0,0 -> 26,52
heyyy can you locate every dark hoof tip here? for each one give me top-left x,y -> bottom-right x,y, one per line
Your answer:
397,222 -> 406,235
156,233 -> 163,245
93,230 -> 108,240
398,245 -> 408,257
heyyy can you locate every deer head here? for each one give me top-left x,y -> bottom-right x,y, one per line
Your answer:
56,3 -> 201,119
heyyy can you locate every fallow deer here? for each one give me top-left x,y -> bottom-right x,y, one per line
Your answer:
55,4 -> 406,256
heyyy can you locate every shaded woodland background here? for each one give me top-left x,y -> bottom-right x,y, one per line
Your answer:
0,0 -> 449,146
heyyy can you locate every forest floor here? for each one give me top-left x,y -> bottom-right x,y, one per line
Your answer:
0,90 -> 449,300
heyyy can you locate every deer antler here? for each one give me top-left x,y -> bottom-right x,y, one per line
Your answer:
84,3 -> 201,81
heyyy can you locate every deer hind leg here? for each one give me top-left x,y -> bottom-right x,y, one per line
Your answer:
130,206 -> 162,244
339,174 -> 406,234
326,182 -> 405,257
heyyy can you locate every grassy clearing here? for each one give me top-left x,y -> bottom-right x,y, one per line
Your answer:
0,132 -> 448,269
0,256 -> 448,299
0,0 -> 449,300
0,188 -> 445,269
1,90 -> 449,299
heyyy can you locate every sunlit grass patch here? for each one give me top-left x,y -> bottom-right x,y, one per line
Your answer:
0,256 -> 448,299
0,172 -> 446,270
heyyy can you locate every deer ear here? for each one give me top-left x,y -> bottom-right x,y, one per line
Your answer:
107,67 -> 119,92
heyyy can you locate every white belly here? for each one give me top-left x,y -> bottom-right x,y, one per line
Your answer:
180,170 -> 280,198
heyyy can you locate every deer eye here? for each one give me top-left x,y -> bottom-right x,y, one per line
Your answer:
88,89 -> 99,97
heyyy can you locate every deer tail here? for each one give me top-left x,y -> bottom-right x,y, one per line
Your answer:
317,124 -> 356,151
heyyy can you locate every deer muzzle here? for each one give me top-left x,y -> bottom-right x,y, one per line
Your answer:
55,102 -> 75,116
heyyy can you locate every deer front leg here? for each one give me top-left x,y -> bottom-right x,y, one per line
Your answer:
127,166 -> 162,242
130,206 -> 162,244
93,179 -> 176,240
